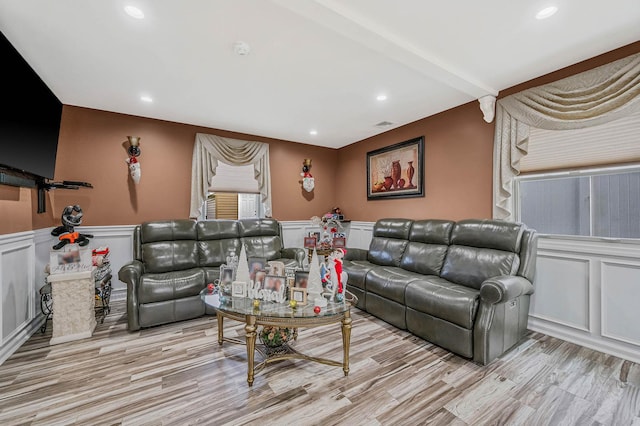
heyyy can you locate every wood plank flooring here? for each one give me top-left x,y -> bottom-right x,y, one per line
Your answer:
1,301 -> 639,425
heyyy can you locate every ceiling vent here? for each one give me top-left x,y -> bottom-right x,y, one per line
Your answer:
375,121 -> 394,127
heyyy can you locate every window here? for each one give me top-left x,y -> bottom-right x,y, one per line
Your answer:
204,192 -> 263,220
516,166 -> 640,238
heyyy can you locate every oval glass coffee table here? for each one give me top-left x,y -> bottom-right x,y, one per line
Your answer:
202,290 -> 355,386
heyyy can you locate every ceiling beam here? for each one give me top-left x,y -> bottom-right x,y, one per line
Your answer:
272,0 -> 499,99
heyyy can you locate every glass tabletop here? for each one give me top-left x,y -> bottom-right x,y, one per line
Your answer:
201,289 -> 351,319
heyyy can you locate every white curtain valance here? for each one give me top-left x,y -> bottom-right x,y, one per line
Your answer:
493,52 -> 640,220
190,133 -> 272,218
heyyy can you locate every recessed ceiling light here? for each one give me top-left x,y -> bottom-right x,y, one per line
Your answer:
140,95 -> 153,103
536,6 -> 558,19
309,130 -> 318,136
376,94 -> 387,101
124,5 -> 145,19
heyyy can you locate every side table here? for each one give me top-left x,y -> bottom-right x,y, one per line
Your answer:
47,269 -> 96,345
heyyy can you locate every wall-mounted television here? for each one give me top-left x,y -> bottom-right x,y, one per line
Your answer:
0,30 -> 62,182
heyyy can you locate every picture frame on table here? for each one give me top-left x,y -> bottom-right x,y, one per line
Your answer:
367,136 -> 424,200
332,237 -> 346,249
263,275 -> 286,293
219,265 -> 235,283
303,236 -> 317,248
232,281 -> 247,298
294,271 -> 309,289
290,287 -> 307,305
248,257 -> 267,282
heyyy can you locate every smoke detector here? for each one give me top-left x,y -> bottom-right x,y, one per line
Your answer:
375,121 -> 394,128
233,41 -> 251,56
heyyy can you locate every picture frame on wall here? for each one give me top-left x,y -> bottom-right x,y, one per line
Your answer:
366,136 -> 424,200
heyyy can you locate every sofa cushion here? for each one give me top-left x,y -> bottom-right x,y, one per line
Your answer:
342,260 -> 376,290
440,246 -> 520,290
409,219 -> 454,244
238,218 -> 280,237
368,238 -> 409,267
140,219 -> 197,243
373,218 -> 413,240
142,241 -> 199,273
400,242 -> 448,276
366,266 -> 426,304
139,268 -> 205,304
197,219 -> 241,267
405,277 -> 480,329
450,219 -> 524,252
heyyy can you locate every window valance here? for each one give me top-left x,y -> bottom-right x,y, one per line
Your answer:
190,133 -> 271,218
493,52 -> 640,220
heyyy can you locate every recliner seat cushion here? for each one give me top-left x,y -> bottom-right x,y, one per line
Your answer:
367,219 -> 412,266
139,268 -> 205,304
405,277 -> 479,329
366,266 -> 426,304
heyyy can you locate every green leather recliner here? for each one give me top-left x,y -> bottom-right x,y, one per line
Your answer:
118,218 -> 305,331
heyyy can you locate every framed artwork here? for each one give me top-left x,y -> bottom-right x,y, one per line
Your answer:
248,257 -> 267,282
263,275 -> 286,293
332,237 -> 346,249
304,236 -> 317,248
367,136 -> 424,200
290,287 -> 307,305
267,261 -> 286,276
294,271 -> 309,289
232,281 -> 247,298
254,270 -> 267,288
310,231 -> 321,242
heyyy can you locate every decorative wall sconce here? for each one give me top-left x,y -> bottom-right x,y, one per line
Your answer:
301,158 -> 314,192
125,136 -> 141,184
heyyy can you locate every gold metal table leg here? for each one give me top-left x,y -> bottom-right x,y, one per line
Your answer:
341,310 -> 352,376
245,315 -> 257,386
217,313 -> 224,345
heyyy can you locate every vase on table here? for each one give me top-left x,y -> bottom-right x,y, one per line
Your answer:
407,161 -> 415,188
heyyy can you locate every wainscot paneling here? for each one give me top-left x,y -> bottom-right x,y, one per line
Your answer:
600,259 -> 640,346
528,236 -> 640,364
0,225 -> 136,365
529,254 -> 590,331
0,231 -> 37,365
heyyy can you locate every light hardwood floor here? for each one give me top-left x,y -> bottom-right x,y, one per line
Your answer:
1,301 -> 639,425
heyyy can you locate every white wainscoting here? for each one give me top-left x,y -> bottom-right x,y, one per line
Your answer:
528,236 -> 640,364
0,225 -> 136,365
0,231 -> 38,365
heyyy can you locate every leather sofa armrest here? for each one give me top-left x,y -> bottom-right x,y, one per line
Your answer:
118,260 -> 144,331
344,248 -> 368,261
480,275 -> 534,305
281,247 -> 306,269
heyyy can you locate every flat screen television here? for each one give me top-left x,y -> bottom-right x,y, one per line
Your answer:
0,30 -> 62,182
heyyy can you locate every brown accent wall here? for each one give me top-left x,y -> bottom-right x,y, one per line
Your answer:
30,106 -> 337,228
335,102 -> 494,222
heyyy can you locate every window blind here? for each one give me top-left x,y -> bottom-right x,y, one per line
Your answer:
214,193 -> 238,220
209,162 -> 259,193
520,110 -> 640,173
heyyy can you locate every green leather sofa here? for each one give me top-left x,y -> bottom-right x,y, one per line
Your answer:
118,218 -> 305,331
343,218 -> 538,365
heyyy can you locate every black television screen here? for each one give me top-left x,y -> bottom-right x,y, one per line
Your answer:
0,30 -> 62,180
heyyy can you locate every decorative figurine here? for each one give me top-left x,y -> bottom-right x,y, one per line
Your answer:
51,205 -> 93,250
301,158 -> 314,192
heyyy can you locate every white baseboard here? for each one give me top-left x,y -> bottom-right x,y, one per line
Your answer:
0,315 -> 46,366
528,316 -> 640,364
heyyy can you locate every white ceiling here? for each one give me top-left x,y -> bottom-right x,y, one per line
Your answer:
1,0 -> 639,149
